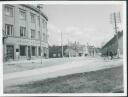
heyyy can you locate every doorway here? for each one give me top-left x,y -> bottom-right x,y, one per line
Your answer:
6,45 -> 14,60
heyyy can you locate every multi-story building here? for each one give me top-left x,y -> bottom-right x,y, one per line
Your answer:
2,4 -> 49,61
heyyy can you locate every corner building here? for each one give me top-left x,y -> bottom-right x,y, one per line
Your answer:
3,4 -> 49,61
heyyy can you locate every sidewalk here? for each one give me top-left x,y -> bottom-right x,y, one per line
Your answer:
4,59 -> 44,65
4,56 -> 101,74
4,58 -> 123,87
3,56 -> 99,65
3,56 -> 103,65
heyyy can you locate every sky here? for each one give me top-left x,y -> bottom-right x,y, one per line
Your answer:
43,4 -> 123,47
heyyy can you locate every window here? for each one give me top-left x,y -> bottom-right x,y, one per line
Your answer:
19,9 -> 26,20
31,13 -> 36,23
20,45 -> 26,56
16,49 -> 19,52
43,33 -> 47,42
5,6 -> 13,16
44,21 -> 47,28
37,16 -> 40,25
31,29 -> 35,38
32,46 -> 36,56
5,24 -> 13,36
20,26 -> 26,37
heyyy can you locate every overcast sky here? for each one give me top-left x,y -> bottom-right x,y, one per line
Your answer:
43,4 -> 122,47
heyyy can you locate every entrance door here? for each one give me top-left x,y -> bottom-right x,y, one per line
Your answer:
6,45 -> 14,60
28,46 -> 31,59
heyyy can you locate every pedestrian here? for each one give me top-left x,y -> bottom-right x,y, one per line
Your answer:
106,50 -> 109,60
44,53 -> 46,58
109,51 -> 113,60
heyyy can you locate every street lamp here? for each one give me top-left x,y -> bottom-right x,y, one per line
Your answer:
3,29 -> 8,61
37,4 -> 43,64
61,31 -> 64,58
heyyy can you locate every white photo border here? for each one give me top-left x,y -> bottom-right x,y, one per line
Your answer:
0,1 -> 127,96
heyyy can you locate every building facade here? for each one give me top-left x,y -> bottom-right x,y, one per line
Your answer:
101,31 -> 123,57
68,42 -> 97,57
3,4 -> 49,61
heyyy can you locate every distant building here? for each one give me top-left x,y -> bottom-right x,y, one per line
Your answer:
49,41 -> 98,58
67,42 -> 97,57
101,31 -> 123,56
64,48 -> 77,57
49,45 -> 68,58
3,4 -> 49,61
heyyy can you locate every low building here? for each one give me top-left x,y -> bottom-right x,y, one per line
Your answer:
3,4 -> 49,61
101,31 -> 123,56
49,42 -> 98,58
49,45 -> 68,58
67,42 -> 97,57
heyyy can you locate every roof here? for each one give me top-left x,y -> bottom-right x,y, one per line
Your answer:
21,4 -> 48,21
102,31 -> 123,49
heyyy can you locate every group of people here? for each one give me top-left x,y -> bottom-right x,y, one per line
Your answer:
102,49 -> 120,60
102,50 -> 114,60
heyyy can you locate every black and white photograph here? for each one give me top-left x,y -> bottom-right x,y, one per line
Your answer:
0,1 -> 127,96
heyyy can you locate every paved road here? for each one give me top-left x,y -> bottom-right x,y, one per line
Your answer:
4,57 -> 123,87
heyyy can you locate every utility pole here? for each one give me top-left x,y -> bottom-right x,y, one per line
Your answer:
111,12 -> 121,58
61,31 -> 63,58
114,12 -> 119,58
3,29 -> 8,62
37,4 -> 43,64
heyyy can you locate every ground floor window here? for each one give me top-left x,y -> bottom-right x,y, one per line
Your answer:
20,45 -> 26,56
6,45 -> 14,60
32,46 -> 36,56
38,47 -> 41,56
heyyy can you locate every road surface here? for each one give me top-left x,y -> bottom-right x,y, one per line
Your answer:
4,57 -> 123,88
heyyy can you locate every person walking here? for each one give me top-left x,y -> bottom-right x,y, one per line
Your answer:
109,51 -> 113,60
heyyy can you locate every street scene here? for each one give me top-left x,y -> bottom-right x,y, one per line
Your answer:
2,2 -> 125,94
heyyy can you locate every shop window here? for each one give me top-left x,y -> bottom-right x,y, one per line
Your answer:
32,46 -> 36,56
20,45 -> 26,56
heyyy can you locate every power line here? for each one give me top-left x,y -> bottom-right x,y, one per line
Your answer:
110,12 -> 121,58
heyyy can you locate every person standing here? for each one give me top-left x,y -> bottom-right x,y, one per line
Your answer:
106,50 -> 109,60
